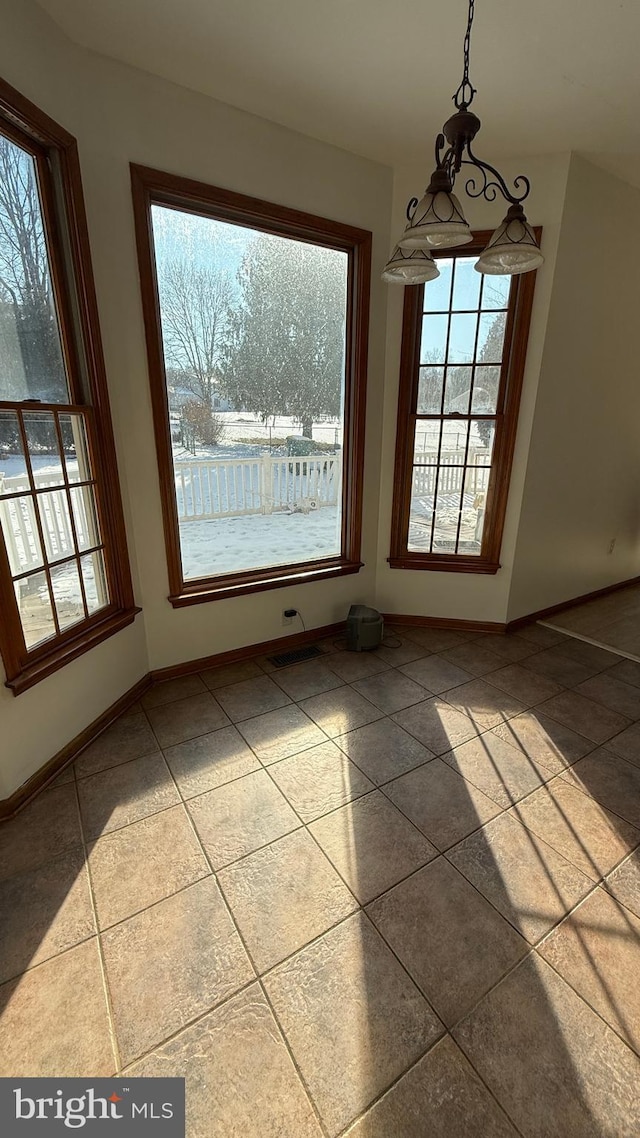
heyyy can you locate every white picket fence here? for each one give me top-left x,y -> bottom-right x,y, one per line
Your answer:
174,454 -> 341,521
0,469 -> 92,575
412,449 -> 491,496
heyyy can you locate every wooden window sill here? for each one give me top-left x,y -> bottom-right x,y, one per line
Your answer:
387,555 -> 501,575
169,558 -> 364,607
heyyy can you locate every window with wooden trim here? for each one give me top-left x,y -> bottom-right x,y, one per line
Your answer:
131,165 -> 371,606
389,232 -> 537,574
0,80 -> 137,694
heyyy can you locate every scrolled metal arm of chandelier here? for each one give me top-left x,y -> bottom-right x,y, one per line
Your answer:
383,0 -> 544,284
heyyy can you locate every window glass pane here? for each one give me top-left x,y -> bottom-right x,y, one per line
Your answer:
50,559 -> 85,630
23,410 -> 65,486
481,274 -> 511,310
0,134 -> 69,402
420,313 -> 448,363
441,419 -> 469,458
0,409 -> 27,488
471,366 -> 501,414
413,421 -> 441,464
37,488 -> 75,562
408,480 -> 435,552
452,257 -> 481,311
60,413 -> 92,483
81,549 -> 109,615
432,475 -> 466,552
447,313 -> 477,363
417,367 -> 444,414
457,467 -> 489,554
470,420 -> 495,463
478,311 -> 506,362
151,204 -> 348,581
443,366 -> 473,414
14,570 -> 56,648
0,494 -> 43,574
423,259 -> 453,312
70,484 -> 101,551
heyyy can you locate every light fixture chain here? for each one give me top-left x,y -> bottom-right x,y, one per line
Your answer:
453,0 -> 476,110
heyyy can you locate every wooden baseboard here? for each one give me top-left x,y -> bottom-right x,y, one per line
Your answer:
0,674 -> 151,821
382,613 -> 506,635
150,622 -> 345,681
506,575 -> 640,632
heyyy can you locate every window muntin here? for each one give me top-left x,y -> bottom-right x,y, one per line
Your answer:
390,234 -> 537,573
132,166 -> 371,606
0,80 -> 136,692
151,205 -> 348,582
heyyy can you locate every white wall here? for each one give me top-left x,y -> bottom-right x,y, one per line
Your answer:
507,154 -> 640,619
374,154 -> 570,624
0,0 -> 392,796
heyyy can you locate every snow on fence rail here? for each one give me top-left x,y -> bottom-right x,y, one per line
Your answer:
175,454 -> 341,521
412,449 -> 491,496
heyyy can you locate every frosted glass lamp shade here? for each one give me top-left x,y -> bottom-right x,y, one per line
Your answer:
398,182 -> 472,250
381,246 -> 440,284
475,204 -> 544,275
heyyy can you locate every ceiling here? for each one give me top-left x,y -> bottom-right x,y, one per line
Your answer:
35,0 -> 640,181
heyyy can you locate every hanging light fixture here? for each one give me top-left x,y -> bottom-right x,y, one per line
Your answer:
382,0 -> 543,284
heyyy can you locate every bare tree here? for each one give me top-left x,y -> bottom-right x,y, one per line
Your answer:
157,258 -> 233,412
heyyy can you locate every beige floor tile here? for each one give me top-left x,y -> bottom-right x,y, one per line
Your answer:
486,663 -> 563,706
88,805 -> 210,928
0,784 -> 82,882
368,858 -> 527,1027
268,740 -> 374,822
335,719 -> 433,785
605,721 -> 640,767
440,640 -> 506,677
607,658 -> 640,689
146,692 -> 230,747
392,697 -> 481,755
521,648 -> 598,688
374,636 -> 430,667
271,660 -> 345,701
0,940 -> 114,1076
346,1035 -> 519,1137
510,778 -> 639,881
129,985 -> 322,1137
214,675 -> 291,722
399,654 -> 473,694
561,747 -> 640,828
75,712 -> 159,778
237,703 -> 326,765
575,672 -> 640,719
102,877 -> 253,1065
402,627 -> 470,652
299,687 -> 383,738
325,651 -> 390,682
219,828 -> 357,972
550,637 -> 619,671
441,732 -> 553,809
0,847 -> 94,984
264,911 -> 442,1136
141,673 -> 207,709
77,752 -> 180,840
453,954 -> 640,1138
47,763 -> 75,787
491,709 -> 594,774
163,724 -> 260,797
385,758 -> 502,850
449,813 -> 594,943
514,623 -> 566,647
606,849 -> 640,919
539,887 -> 640,1053
200,658 -> 264,690
537,690 -> 631,744
188,768 -> 299,867
351,670 -> 428,714
442,679 -> 527,731
310,791 -> 436,903
472,633 -> 538,662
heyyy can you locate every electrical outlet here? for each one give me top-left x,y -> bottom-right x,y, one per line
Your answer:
282,608 -> 297,626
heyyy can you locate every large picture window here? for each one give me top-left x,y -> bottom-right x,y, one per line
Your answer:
0,80 -> 136,693
389,233 -> 537,574
131,166 -> 371,605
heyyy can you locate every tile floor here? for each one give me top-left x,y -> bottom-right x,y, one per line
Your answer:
543,581 -> 640,660
2,623 -> 640,1136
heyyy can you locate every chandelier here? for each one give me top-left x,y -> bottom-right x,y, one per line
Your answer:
383,0 -> 543,284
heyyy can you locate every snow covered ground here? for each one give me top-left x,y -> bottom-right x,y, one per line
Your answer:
180,505 -> 341,579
